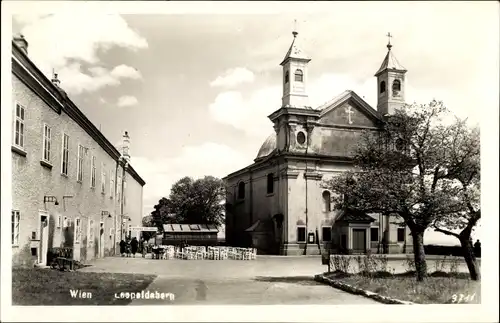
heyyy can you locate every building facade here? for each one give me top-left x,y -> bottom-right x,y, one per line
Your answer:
11,35 -> 145,267
224,32 -> 412,256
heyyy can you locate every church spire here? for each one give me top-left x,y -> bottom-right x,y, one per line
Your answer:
280,24 -> 311,109
375,33 -> 407,116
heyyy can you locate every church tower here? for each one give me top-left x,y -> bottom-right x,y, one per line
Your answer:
375,33 -> 407,116
280,30 -> 311,109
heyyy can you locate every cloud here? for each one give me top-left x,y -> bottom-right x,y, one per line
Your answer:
210,67 -> 255,88
208,72 -> 479,136
117,95 -> 139,107
111,65 -> 142,80
14,12 -> 147,94
132,143 -> 248,214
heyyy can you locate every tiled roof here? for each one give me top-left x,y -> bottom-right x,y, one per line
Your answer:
374,47 -> 407,76
281,32 -> 310,65
162,224 -> 219,233
336,209 -> 375,223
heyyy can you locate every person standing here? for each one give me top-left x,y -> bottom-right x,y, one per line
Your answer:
119,239 -> 126,257
131,237 -> 139,258
142,239 -> 148,258
473,239 -> 481,258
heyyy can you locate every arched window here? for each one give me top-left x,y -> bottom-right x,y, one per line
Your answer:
322,191 -> 331,212
392,79 -> 401,93
294,69 -> 303,82
237,181 -> 245,200
285,71 -> 289,84
267,173 -> 274,194
380,81 -> 386,93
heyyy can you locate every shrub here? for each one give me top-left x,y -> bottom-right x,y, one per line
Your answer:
330,255 -> 353,273
434,255 -> 448,272
404,254 -> 416,272
448,257 -> 460,274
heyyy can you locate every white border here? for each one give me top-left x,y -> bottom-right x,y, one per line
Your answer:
2,1 -> 499,323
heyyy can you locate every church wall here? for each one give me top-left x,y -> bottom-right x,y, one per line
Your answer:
309,127 -> 366,157
224,172 -> 252,246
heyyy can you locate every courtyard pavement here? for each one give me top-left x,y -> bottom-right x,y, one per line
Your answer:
78,255 -> 476,305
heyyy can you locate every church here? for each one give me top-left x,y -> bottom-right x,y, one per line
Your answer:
223,31 -> 412,256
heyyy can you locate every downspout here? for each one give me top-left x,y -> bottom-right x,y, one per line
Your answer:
249,170 -> 253,247
303,125 -> 311,255
114,159 -> 119,254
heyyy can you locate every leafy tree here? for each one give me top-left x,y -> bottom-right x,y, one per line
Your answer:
432,120 -> 480,280
141,215 -> 156,241
150,197 -> 175,232
323,101 -> 463,281
168,176 -> 225,226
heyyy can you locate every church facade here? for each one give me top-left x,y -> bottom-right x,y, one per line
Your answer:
224,31 -> 412,256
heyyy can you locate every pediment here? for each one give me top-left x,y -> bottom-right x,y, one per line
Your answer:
318,90 -> 383,127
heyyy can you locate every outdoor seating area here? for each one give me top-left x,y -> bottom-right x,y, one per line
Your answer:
151,245 -> 257,260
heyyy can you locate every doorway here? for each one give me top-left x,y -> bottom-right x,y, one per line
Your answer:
39,213 -> 49,265
352,229 -> 367,254
99,222 -> 104,258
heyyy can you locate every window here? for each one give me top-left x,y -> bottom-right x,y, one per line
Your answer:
42,124 -> 52,163
296,131 -> 306,145
392,79 -> 401,92
12,210 -> 20,245
285,70 -> 289,84
294,69 -> 303,82
75,218 -> 82,243
322,191 -> 331,212
370,227 -> 379,242
101,163 -> 106,194
380,81 -> 386,93
322,226 -> 332,242
110,169 -> 115,198
297,226 -> 306,243
77,145 -> 84,182
267,173 -> 274,194
61,133 -> 69,175
89,219 -> 94,246
90,156 -> 96,188
237,181 -> 245,199
117,174 -> 122,201
14,103 -> 25,149
397,227 -> 405,242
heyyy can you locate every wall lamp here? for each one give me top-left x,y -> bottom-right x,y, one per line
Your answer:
44,196 -> 59,205
102,211 -> 112,218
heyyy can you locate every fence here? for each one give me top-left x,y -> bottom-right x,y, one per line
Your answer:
151,245 -> 257,260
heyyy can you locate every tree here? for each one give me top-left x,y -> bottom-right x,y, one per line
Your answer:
150,197 -> 175,232
168,176 -> 225,226
141,215 -> 156,241
323,101 -> 463,281
432,119 -> 480,280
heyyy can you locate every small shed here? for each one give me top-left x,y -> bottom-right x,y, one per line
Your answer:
162,224 -> 219,246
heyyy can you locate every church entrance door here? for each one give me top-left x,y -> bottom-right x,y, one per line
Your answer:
352,229 -> 366,254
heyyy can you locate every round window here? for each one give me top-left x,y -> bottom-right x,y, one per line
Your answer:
296,131 -> 306,145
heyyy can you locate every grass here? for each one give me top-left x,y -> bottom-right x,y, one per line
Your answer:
12,268 -> 157,305
324,270 -> 481,304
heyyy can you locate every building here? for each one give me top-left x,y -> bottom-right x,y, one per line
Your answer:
161,224 -> 219,246
223,31 -> 412,256
10,35 -> 146,267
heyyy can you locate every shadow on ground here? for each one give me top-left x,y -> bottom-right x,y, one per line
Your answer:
253,276 -> 320,286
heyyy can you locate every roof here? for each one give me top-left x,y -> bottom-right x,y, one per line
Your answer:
335,209 -> 376,223
280,31 -> 310,65
256,133 -> 277,159
374,46 -> 407,76
11,39 -> 146,186
162,224 -> 219,233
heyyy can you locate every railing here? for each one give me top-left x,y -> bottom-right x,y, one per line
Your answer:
150,245 -> 257,260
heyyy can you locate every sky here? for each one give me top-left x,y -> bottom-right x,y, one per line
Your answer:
8,1 -> 498,245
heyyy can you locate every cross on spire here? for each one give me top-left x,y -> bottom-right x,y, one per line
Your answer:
293,19 -> 298,38
386,32 -> 393,50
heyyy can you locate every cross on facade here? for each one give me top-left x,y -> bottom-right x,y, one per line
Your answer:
345,106 -> 354,124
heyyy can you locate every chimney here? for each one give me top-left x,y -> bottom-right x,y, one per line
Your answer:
122,131 -> 130,161
13,34 -> 28,55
